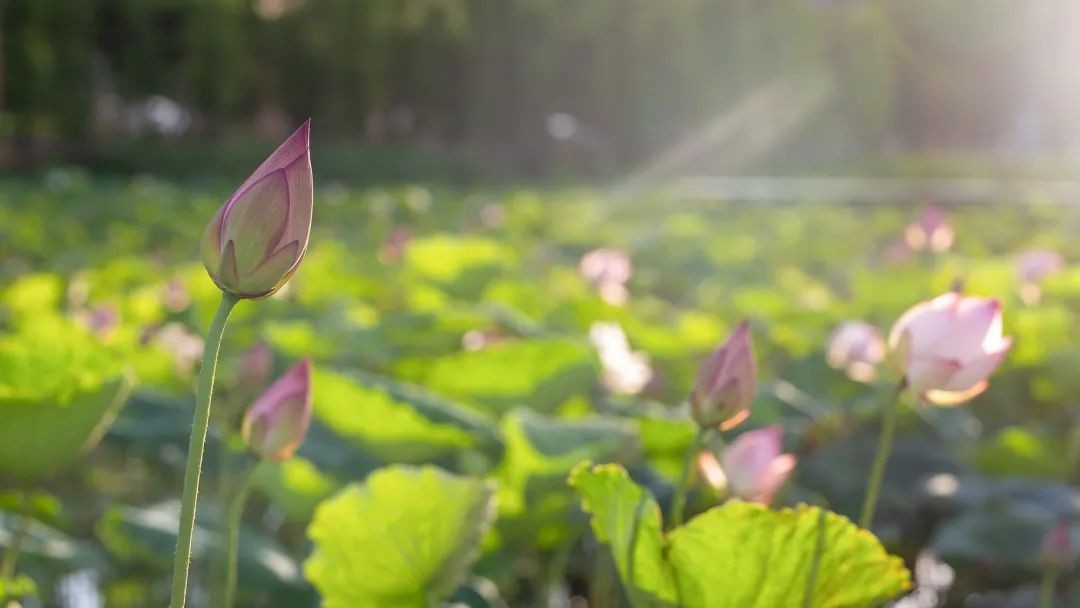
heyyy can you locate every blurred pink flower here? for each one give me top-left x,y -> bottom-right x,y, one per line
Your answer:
579,248 -> 632,305
242,359 -> 313,461
889,293 -> 1012,406
1016,249 -> 1065,284
154,322 -> 205,376
378,226 -> 412,264
236,342 -> 273,394
1016,249 -> 1065,305
698,425 -> 796,505
904,204 -> 954,253
589,322 -> 652,395
690,320 -> 757,430
161,278 -> 191,313
827,321 -> 886,382
76,304 -> 121,339
201,120 -> 313,299
1042,518 -> 1074,567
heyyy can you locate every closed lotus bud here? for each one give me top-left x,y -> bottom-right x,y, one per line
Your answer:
1042,518 -> 1074,568
826,321 -> 886,383
201,121 -> 313,299
690,320 -> 757,430
889,293 -> 1012,406
698,425 -> 796,505
242,359 -> 313,461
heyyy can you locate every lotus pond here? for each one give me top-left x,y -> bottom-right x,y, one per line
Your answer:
0,169 -> 1078,607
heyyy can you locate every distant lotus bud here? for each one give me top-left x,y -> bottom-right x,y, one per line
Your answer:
201,121 -> 313,299
242,359 -> 313,461
236,342 -> 273,395
826,321 -> 886,382
1016,249 -> 1065,305
904,203 -> 954,253
1042,518 -> 1074,567
889,293 -> 1012,406
690,320 -> 757,430
698,425 -> 796,505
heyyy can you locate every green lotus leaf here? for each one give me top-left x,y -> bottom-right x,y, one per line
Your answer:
0,316 -> 134,480
305,465 -> 496,608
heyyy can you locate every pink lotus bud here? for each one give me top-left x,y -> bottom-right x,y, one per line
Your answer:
241,359 -> 313,461
827,321 -> 886,382
690,320 -> 757,430
889,293 -> 1012,406
201,121 -> 313,299
904,203 -> 954,253
1042,518 -> 1074,567
698,425 -> 796,505
236,342 -> 273,394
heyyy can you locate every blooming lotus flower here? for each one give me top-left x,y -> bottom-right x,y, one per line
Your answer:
690,320 -> 757,430
889,293 -> 1012,406
698,425 -> 796,505
242,359 -> 313,461
827,321 -> 886,382
201,121 -> 313,299
904,204 -> 954,253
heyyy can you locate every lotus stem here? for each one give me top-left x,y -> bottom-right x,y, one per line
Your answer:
669,427 -> 709,529
169,291 -> 239,608
859,379 -> 908,530
223,461 -> 259,608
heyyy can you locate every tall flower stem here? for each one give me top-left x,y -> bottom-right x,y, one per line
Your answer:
223,461 -> 260,608
170,291 -> 239,608
669,427 -> 710,529
859,379 -> 908,529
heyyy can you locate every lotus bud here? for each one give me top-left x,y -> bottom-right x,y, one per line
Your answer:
698,425 -> 796,505
201,121 -> 313,299
690,320 -> 757,430
1042,518 -> 1074,568
827,321 -> 886,382
889,293 -> 1012,406
242,359 -> 313,461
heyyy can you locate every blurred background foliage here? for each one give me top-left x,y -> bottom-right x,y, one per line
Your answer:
5,0 -> 1080,180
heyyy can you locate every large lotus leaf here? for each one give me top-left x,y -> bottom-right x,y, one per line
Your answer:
497,410 -> 639,549
313,368 -> 496,462
0,316 -> 133,480
401,338 -> 598,415
304,465 -> 496,608
568,463 -> 679,607
570,464 -> 911,608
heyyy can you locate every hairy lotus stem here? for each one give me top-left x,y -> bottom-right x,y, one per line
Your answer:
0,492 -> 31,582
170,291 -> 239,608
223,462 -> 260,608
859,379 -> 908,529
669,427 -> 709,529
